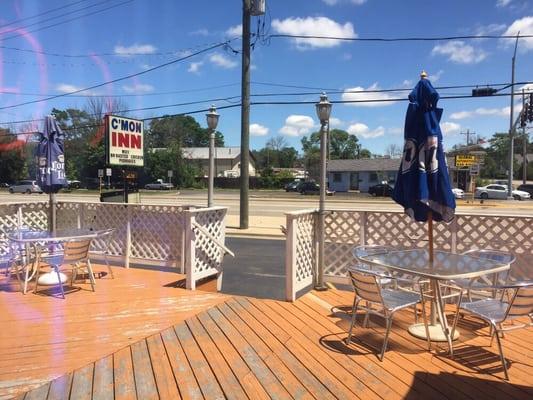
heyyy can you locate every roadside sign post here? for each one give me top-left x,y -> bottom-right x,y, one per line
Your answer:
469,164 -> 480,202
106,168 -> 112,189
98,169 -> 104,194
167,170 -> 173,184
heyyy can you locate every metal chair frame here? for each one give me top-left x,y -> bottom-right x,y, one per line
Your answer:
34,238 -> 95,299
345,266 -> 429,361
451,281 -> 533,380
90,228 -> 115,279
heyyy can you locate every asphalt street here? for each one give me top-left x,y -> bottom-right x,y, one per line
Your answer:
221,237 -> 286,300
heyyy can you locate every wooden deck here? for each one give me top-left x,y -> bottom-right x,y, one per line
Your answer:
3,276 -> 532,399
0,264 -> 227,399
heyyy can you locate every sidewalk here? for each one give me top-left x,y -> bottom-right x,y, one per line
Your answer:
226,214 -> 286,238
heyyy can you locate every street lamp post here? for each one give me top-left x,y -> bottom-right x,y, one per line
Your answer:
315,93 -> 332,291
206,105 -> 219,208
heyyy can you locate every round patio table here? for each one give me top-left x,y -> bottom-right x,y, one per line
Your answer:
360,248 -> 509,355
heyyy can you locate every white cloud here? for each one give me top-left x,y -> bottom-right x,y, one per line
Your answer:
450,107 -> 510,120
329,117 -> 343,127
279,115 -> 315,137
190,28 -> 209,36
188,61 -> 203,74
56,83 -> 82,93
497,0 -> 512,7
114,43 -> 156,56
428,69 -> 444,82
122,83 -> 154,94
475,23 -> 506,36
322,0 -> 339,4
432,40 -> 487,64
502,17 -> 533,51
341,83 -> 398,107
271,16 -> 356,50
388,127 -> 403,135
226,24 -> 242,37
440,121 -> 461,135
209,53 -> 238,69
250,123 -> 269,137
347,123 -> 385,139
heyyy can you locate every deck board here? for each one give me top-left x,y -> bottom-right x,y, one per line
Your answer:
6,280 -> 533,400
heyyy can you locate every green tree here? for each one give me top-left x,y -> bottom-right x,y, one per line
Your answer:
147,115 -> 224,148
0,130 -> 26,182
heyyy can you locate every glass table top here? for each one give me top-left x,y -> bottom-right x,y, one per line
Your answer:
7,228 -> 97,242
360,248 -> 510,280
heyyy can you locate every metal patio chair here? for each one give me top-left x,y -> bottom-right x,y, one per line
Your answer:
451,281 -> 533,380
452,249 -> 516,301
90,228 -> 115,279
345,266 -> 429,361
35,238 -> 95,299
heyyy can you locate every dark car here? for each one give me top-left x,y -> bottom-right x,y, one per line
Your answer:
285,181 -> 301,192
517,184 -> 533,197
298,181 -> 334,195
368,183 -> 394,197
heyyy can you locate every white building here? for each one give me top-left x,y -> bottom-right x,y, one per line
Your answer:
181,147 -> 257,177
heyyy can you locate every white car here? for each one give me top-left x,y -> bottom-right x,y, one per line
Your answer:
145,182 -> 174,190
451,188 -> 464,199
8,180 -> 43,194
474,184 -> 530,201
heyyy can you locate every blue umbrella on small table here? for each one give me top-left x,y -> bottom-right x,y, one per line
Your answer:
36,115 -> 68,286
392,71 -> 457,344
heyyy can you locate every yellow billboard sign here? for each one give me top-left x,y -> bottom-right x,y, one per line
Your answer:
455,155 -> 476,167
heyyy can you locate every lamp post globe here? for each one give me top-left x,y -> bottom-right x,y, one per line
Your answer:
315,92 -> 332,124
315,92 -> 332,291
206,105 -> 219,207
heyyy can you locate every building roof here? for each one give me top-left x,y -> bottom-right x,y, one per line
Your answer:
182,147 -> 241,160
327,158 -> 401,172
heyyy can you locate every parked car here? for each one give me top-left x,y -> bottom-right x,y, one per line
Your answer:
451,188 -> 465,199
474,184 -> 530,201
298,181 -> 334,196
145,181 -> 174,190
516,184 -> 533,197
8,180 -> 43,194
0,182 -> 10,188
368,183 -> 394,197
67,180 -> 82,189
285,181 -> 301,192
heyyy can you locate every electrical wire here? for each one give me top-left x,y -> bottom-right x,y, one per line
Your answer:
269,33 -> 533,42
0,40 -> 232,111
0,0 -> 90,29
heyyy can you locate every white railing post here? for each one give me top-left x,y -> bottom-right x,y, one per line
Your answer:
285,214 -> 297,301
125,206 -> 131,269
179,211 -> 186,274
360,211 -> 367,245
184,211 -> 196,290
17,206 -> 22,229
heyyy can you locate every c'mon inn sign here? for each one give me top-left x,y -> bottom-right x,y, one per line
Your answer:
105,115 -> 144,167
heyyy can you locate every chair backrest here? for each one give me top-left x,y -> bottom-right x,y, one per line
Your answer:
461,249 -> 516,266
505,283 -> 533,319
347,267 -> 384,305
91,228 -> 115,252
353,245 -> 394,261
63,239 -> 92,264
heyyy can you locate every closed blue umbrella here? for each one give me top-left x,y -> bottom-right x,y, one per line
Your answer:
37,115 -> 66,194
392,73 -> 456,223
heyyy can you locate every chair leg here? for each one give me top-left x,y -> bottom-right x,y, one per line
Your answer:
379,317 -> 393,361
86,260 -> 96,292
450,291 -> 463,344
346,299 -> 359,345
33,262 -> 43,294
104,254 -> 114,279
54,266 -> 65,299
493,325 -> 509,380
419,292 -> 432,351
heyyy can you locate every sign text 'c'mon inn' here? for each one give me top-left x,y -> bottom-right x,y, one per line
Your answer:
105,115 -> 144,167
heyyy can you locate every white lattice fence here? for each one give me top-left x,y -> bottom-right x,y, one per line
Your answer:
184,207 -> 228,290
286,208 -> 533,300
285,209 -> 316,301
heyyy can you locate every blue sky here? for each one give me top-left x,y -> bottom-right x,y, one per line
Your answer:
0,0 -> 532,155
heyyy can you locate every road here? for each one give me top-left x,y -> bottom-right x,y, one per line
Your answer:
2,189 -> 533,217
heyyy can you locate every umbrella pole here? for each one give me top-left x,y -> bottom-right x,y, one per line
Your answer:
49,192 -> 56,233
428,210 -> 434,266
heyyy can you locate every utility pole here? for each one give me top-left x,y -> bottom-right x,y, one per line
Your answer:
507,33 -> 519,199
522,89 -> 527,184
460,129 -> 475,146
240,0 -> 251,229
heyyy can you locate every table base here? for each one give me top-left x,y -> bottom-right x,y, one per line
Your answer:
408,323 -> 459,342
37,272 -> 68,286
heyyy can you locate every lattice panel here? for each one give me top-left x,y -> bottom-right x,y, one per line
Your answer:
131,205 -> 182,263
55,202 -> 82,230
456,214 -> 533,280
324,210 -> 361,243
191,208 -> 227,278
294,213 -> 316,289
20,202 -> 48,230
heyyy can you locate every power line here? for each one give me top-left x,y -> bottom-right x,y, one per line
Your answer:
0,0 -> 89,29
1,0 -> 134,42
269,33 -> 533,42
0,40 -> 232,111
